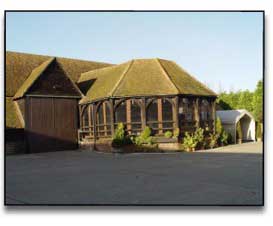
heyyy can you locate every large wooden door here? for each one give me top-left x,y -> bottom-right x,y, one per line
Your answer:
25,96 -> 79,153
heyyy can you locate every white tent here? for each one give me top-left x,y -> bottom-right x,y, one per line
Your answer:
216,109 -> 256,143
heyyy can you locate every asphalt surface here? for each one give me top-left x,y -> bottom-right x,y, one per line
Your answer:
5,142 -> 263,205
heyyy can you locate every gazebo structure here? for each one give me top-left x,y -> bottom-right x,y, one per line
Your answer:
77,59 -> 217,142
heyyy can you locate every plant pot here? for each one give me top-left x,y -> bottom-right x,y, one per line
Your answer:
191,147 -> 195,152
257,138 -> 262,142
237,139 -> 242,144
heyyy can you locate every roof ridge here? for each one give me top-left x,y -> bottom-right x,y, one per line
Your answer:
110,60 -> 134,97
156,58 -> 179,94
7,51 -> 113,66
13,57 -> 55,100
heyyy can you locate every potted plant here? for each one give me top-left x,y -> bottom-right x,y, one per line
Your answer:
236,121 -> 242,144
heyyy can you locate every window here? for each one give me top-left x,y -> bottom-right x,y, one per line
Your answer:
180,98 -> 193,122
146,99 -> 158,129
82,106 -> 90,130
200,99 -> 210,121
130,100 -> 142,133
115,101 -> 126,124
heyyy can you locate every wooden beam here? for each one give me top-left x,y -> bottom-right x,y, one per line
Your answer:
194,98 -> 200,128
158,98 -> 163,134
109,99 -> 115,137
103,102 -> 107,136
172,96 -> 179,131
126,99 -> 131,134
141,97 -> 146,130
211,99 -> 216,133
13,100 -> 25,128
88,104 -> 92,136
92,104 -> 97,149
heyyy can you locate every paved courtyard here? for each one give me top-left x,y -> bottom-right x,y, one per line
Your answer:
5,142 -> 263,205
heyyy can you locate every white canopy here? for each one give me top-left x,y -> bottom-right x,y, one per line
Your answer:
216,109 -> 255,124
216,110 -> 256,143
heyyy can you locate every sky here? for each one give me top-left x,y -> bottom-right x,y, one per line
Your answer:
6,12 -> 263,92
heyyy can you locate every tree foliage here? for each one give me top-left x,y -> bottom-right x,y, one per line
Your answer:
217,80 -> 263,122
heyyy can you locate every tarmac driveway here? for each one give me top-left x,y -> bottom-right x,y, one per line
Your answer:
5,142 -> 263,205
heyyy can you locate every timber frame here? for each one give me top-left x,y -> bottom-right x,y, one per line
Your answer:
78,94 -> 217,142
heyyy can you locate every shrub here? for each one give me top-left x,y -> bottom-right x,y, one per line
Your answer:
227,132 -> 233,144
164,131 -> 173,138
195,127 -> 204,144
256,123 -> 262,139
173,128 -> 180,138
220,130 -> 229,145
182,132 -> 198,151
112,123 -> 132,147
182,128 -> 204,151
209,133 -> 219,149
134,126 -> 153,145
236,121 -> 242,140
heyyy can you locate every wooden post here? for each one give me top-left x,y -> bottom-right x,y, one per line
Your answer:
109,99 -> 115,137
194,98 -> 200,128
141,97 -> 146,130
88,105 -> 92,137
92,104 -> 97,150
158,98 -> 163,134
172,96 -> 179,132
211,99 -> 216,133
79,105 -> 82,129
126,99 -> 131,134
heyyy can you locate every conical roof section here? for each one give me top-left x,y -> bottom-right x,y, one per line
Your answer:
78,58 -> 217,104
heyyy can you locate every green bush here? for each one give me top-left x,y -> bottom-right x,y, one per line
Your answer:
182,128 -> 204,151
236,121 -> 242,140
227,132 -> 233,144
220,130 -> 229,145
195,127 -> 204,144
173,128 -> 180,138
164,131 -> 173,138
256,123 -> 262,139
112,123 -> 132,147
134,126 -> 153,145
182,132 -> 198,151
209,133 -> 219,149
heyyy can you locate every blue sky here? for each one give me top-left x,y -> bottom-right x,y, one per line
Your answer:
6,12 -> 263,92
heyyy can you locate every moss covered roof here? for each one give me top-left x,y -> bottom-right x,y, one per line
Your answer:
6,51 -> 112,128
6,51 -> 112,97
79,58 -> 217,104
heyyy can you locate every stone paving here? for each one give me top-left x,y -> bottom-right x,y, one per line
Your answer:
5,142 -> 263,205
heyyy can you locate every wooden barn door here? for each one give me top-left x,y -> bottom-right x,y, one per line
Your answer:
25,96 -> 79,153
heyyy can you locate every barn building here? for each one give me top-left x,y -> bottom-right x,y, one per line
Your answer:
6,52 -> 217,153
6,52 -> 111,153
